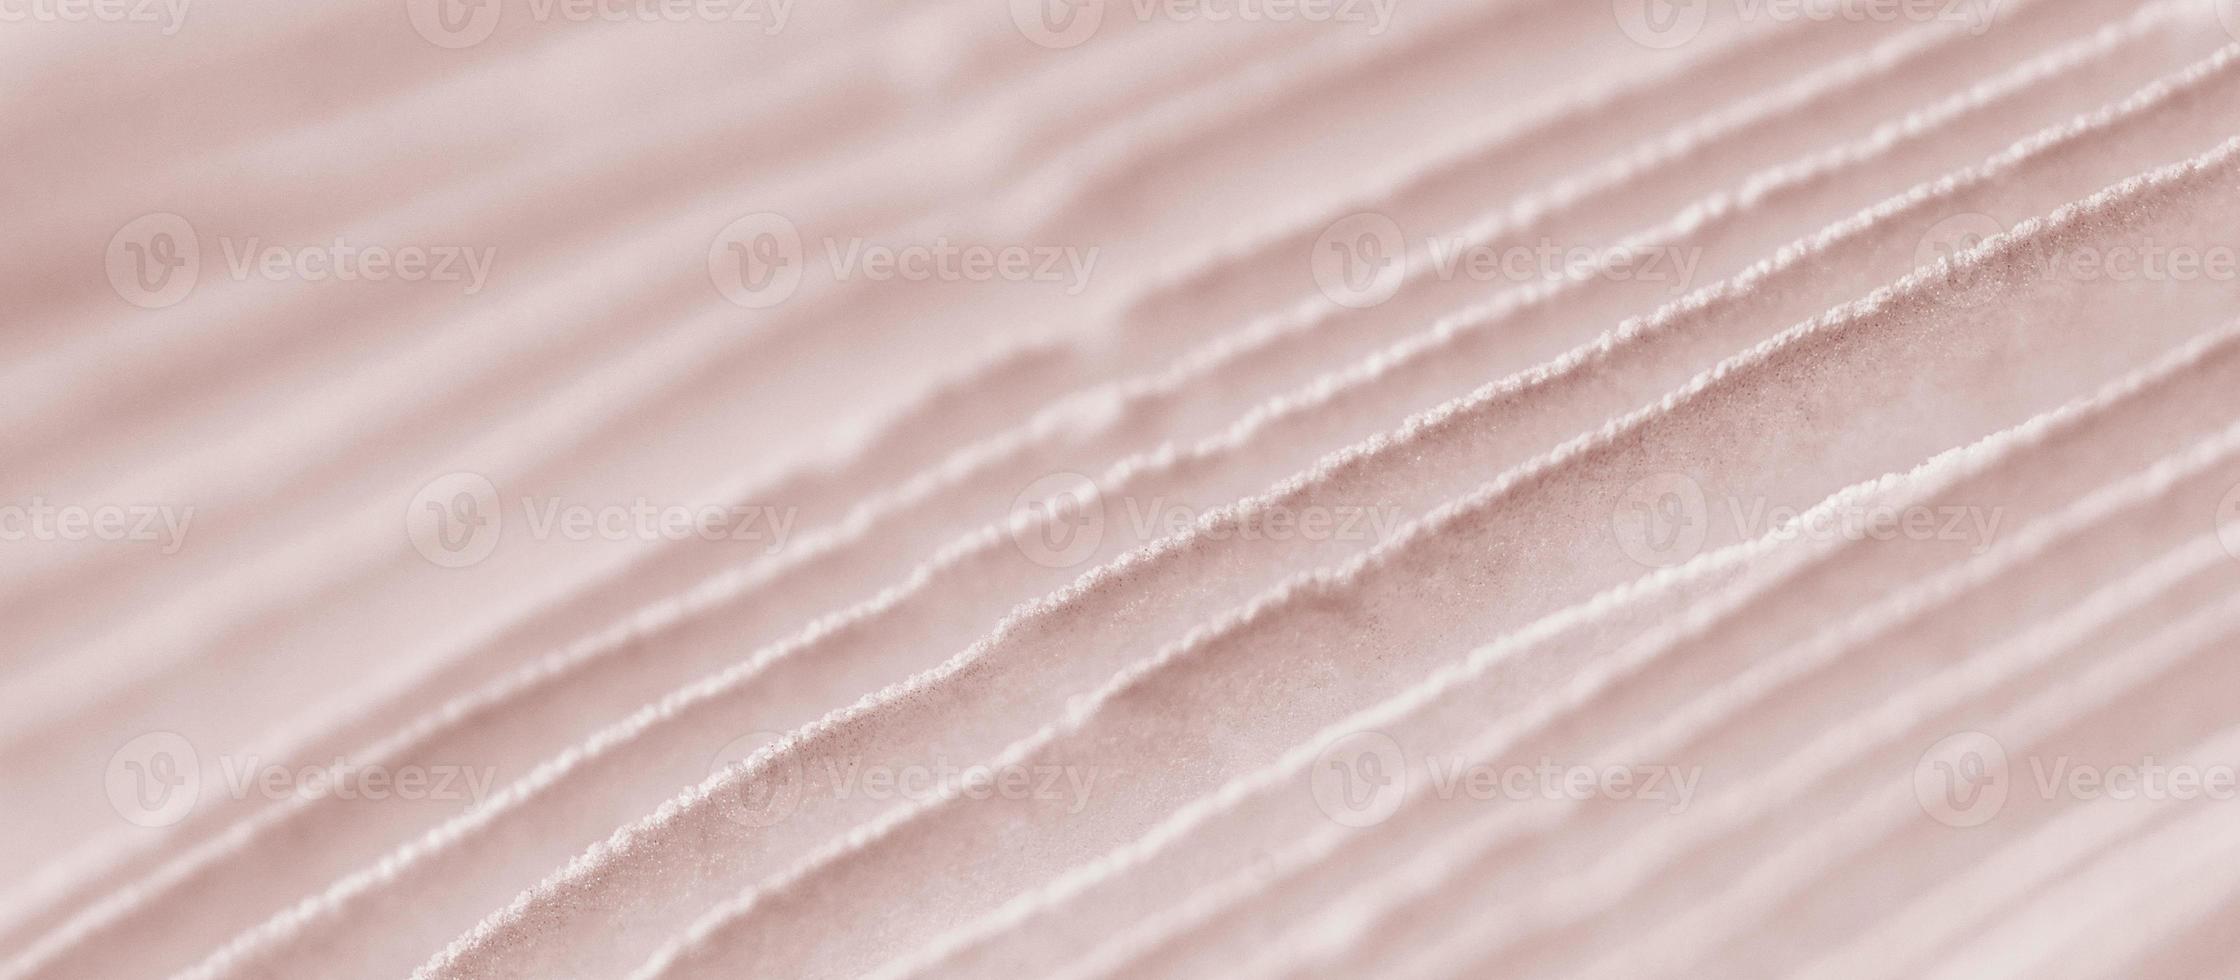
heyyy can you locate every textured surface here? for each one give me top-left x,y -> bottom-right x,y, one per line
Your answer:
6,1 -> 2240,977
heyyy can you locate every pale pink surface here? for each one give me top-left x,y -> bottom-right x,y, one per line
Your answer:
6,2 -> 2240,978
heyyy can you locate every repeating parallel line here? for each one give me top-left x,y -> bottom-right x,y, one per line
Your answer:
879,313 -> 2240,980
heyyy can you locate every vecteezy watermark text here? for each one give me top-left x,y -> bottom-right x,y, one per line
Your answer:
707,212 -> 1100,308
1004,472 -> 1406,569
1613,0 -> 1999,50
106,732 -> 498,827
406,472 -> 797,568
0,498 -> 193,554
707,731 -> 1108,827
0,0 -> 189,34
1916,730 -> 2240,828
1311,212 -> 1702,310
1010,0 -> 1399,49
106,213 -> 498,309
1311,730 -> 1701,828
408,0 -> 793,48
1915,211 -> 2240,307
1612,472 -> 2004,569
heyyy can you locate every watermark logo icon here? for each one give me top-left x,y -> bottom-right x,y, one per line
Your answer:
1009,471 -> 1105,569
2216,0 -> 2240,44
1915,731 -> 2009,828
709,212 -> 804,308
709,730 -> 804,827
1613,471 -> 1709,568
1311,730 -> 1407,828
409,0 -> 501,47
107,213 -> 200,309
1915,212 -> 2007,308
1011,0 -> 1103,47
107,732 -> 200,827
407,472 -> 503,568
1613,0 -> 1707,48
1312,212 -> 1406,310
